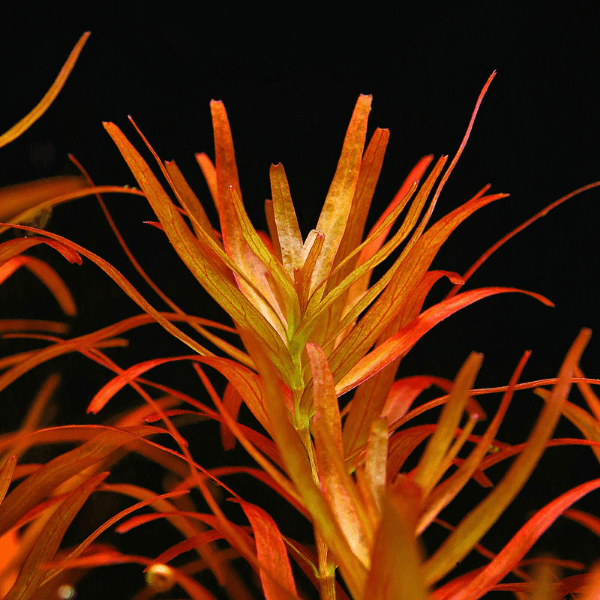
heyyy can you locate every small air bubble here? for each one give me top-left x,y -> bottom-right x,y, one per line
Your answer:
57,585 -> 76,600
146,564 -> 175,593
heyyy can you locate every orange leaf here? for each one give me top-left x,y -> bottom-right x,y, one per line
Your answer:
438,477 -> 600,600
323,127 -> 391,300
536,385 -> 600,465
3,471 -> 106,600
0,235 -> 82,265
195,152 -> 218,209
365,480 -> 429,600
221,383 -> 244,450
164,159 -> 219,243
0,32 -> 90,149
307,95 -> 372,300
1,254 -> 77,316
294,231 -> 324,312
0,175 -> 88,224
301,180 -> 421,334
417,351 -> 530,533
412,352 -> 482,496
210,100 -> 242,226
88,354 -> 271,435
423,328 -> 591,587
153,530 -> 227,565
0,427 -> 157,538
0,455 -> 16,505
240,500 -> 299,600
270,163 -> 303,277
209,103 -> 293,337
0,320 -> 68,334
228,185 -> 300,333
564,508 -> 600,537
336,286 -> 552,396
309,344 -> 372,566
103,121 -> 291,377
341,272 -> 461,457
0,184 -> 143,237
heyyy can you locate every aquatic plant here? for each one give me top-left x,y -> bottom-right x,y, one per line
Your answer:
2,32 -> 600,599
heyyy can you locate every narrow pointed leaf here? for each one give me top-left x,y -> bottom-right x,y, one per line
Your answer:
0,455 -> 16,505
365,482 -> 428,600
342,271 -> 461,456
336,286 -> 552,396
3,472 -> 106,600
13,255 -> 77,316
423,328 -> 591,587
413,352 -> 482,496
364,417 -> 388,512
418,352 -> 530,533
270,163 -> 303,277
307,95 -> 372,298
295,231 -> 324,311
164,159 -> 220,243
89,354 -> 271,435
326,189 -> 506,392
324,127 -> 391,294
103,121 -> 292,376
536,387 -> 600,464
209,103 -> 292,335
309,343 -> 372,566
0,235 -> 82,265
564,508 -> 600,537
302,180 -> 420,328
196,152 -> 218,209
228,185 -> 300,330
0,32 -> 90,149
0,176 -> 88,223
0,426 -> 157,538
240,500 -> 299,599
210,100 -> 242,220
441,477 -> 600,600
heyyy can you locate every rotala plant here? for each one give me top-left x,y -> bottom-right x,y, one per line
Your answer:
1,32 -> 600,600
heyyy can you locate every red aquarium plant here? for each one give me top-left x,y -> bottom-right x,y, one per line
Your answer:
2,32 -> 600,599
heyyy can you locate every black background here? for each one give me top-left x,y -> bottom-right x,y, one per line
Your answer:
1,5 -> 600,599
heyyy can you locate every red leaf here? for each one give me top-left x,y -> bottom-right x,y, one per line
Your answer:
336,286 -> 552,396
240,500 -> 298,599
437,477 -> 600,600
